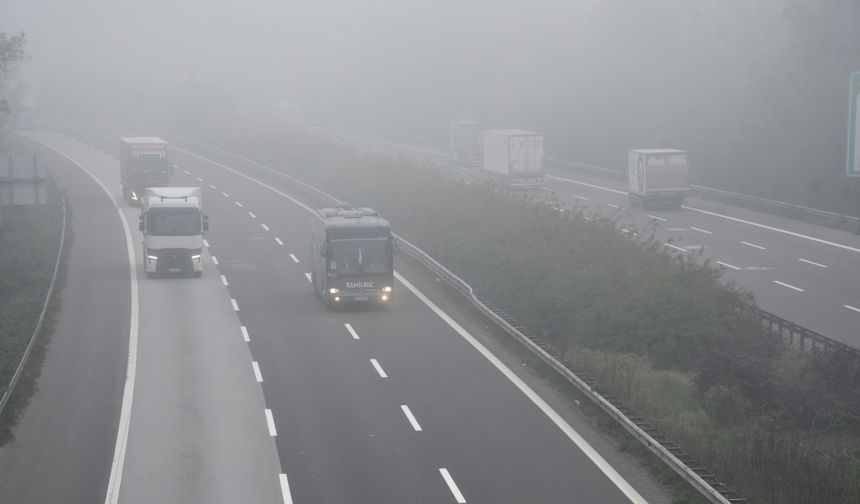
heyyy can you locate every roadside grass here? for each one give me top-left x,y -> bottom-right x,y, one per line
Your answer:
174,117 -> 860,504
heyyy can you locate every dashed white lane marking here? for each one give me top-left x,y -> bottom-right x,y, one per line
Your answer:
583,217 -> 593,221
344,323 -> 360,340
845,304 -> 860,314
208,183 -> 217,189
248,211 -> 257,219
439,468 -> 466,503
231,298 -> 240,311
289,254 -> 300,263
665,243 -> 687,253
370,359 -> 387,378
241,326 -> 250,342
647,214 -> 667,222
621,229 -> 630,234
279,474 -> 294,504
607,203 -> 621,209
741,241 -> 766,250
666,227 -> 687,232
400,405 -> 422,431
211,256 -> 219,266
574,195 -> 589,201
203,239 -> 210,248
235,201 -> 244,207
264,409 -> 277,436
275,237 -> 284,246
716,261 -> 741,271
183,170 -> 191,175
220,274 -> 229,286
773,280 -> 804,292
798,258 -> 828,268
690,226 -> 713,235
549,175 -> 627,195
252,362 -> 263,383
196,176 -> 204,182
304,272 -> 312,284
261,223 -> 270,231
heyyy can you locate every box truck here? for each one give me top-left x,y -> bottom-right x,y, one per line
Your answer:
119,137 -> 173,204
627,149 -> 690,210
482,130 -> 546,188
139,187 -> 208,278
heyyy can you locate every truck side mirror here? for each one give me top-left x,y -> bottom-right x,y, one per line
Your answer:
138,214 -> 144,232
203,214 -> 209,232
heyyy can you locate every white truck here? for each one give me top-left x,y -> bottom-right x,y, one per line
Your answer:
482,129 -> 546,188
627,149 -> 690,210
139,187 -> 209,278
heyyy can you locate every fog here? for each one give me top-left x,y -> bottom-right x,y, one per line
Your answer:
2,0 -> 859,212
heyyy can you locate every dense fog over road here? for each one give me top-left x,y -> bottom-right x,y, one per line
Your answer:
2,0 -> 860,211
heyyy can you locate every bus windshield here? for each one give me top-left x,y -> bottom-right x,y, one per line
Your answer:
329,238 -> 391,275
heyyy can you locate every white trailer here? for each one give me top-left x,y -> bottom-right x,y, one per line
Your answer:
139,187 -> 209,278
627,149 -> 690,210
482,130 -> 546,188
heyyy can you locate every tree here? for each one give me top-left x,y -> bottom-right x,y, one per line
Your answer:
0,32 -> 28,117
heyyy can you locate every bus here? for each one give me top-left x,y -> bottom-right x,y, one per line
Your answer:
310,207 -> 396,308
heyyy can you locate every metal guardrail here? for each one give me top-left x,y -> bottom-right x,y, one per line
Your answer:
0,196 -> 67,417
751,305 -> 860,358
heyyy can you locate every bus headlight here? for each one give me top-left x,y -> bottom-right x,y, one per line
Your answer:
382,286 -> 392,293
329,288 -> 339,294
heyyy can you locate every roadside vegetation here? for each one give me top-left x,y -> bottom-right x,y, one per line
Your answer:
177,118 -> 860,504
0,198 -> 63,428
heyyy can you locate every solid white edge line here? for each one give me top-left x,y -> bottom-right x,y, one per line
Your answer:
175,143 -> 647,503
304,272 -> 312,284
279,474 -> 294,504
231,298 -> 240,311
264,409 -> 277,436
798,258 -> 828,268
248,211 -> 257,218
396,273 -> 648,504
261,223 -> 270,231
241,326 -> 250,342
275,237 -> 284,246
439,468 -> 467,504
715,261 -> 741,271
647,214 -> 667,222
344,323 -> 360,340
844,304 -> 860,314
740,241 -> 766,250
773,280 -> 804,292
370,358 -> 388,378
220,274 -> 229,286
690,226 -> 713,235
252,361 -> 263,383
665,243 -> 687,253
400,405 -> 422,431
211,256 -> 219,266
31,137 -> 139,504
289,254 -> 300,263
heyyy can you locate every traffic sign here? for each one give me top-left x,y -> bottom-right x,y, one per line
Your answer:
848,72 -> 860,176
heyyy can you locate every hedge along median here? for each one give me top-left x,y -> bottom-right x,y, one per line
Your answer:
172,118 -> 859,504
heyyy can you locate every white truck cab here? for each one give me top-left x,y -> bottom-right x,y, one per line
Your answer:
139,187 -> 208,278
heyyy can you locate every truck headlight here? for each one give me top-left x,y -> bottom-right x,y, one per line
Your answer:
382,286 -> 392,293
381,294 -> 389,301
329,288 -> 339,294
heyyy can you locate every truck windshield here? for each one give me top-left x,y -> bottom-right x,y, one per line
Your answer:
147,209 -> 201,236
328,238 -> 391,275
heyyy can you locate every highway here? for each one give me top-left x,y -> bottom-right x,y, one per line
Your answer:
305,133 -> 860,349
0,124 -> 676,503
